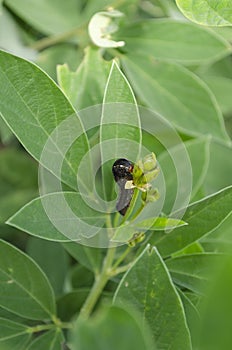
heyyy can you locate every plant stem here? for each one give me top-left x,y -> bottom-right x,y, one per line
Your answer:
30,26 -> 86,51
27,321 -> 72,334
112,245 -> 132,269
78,246 -> 116,319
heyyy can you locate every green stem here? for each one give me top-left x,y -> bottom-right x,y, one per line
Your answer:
78,246 -> 116,319
30,26 -> 86,51
130,201 -> 145,222
27,321 -> 72,334
111,262 -> 132,276
112,245 -> 132,269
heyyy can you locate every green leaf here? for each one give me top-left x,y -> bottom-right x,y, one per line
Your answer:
27,238 -> 69,296
0,240 -> 56,320
4,0 -> 83,35
0,116 -> 13,144
122,54 -> 230,143
100,60 -> 142,201
7,192 -> 106,243
152,186 -> 232,257
202,76 -> 232,115
176,0 -> 232,26
117,19 -> 230,63
37,43 -> 82,81
0,318 -> 31,350
200,212 -> 232,252
114,245 -> 192,350
203,140 -> 232,194
0,318 -> 28,341
71,265 -> 94,289
0,50 -> 89,190
71,305 -> 155,350
177,289 -> 200,349
158,138 -> 211,213
0,8 -> 36,62
199,256 -> 232,350
112,217 -> 187,243
26,329 -> 64,350
57,289 -> 90,322
135,217 -> 187,230
0,148 -> 38,223
166,253 -> 222,294
57,47 -> 111,110
62,242 -> 103,274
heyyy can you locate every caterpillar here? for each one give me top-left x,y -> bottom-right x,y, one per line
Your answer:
112,158 -> 134,216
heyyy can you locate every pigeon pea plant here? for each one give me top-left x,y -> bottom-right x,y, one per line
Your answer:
0,1 -> 232,350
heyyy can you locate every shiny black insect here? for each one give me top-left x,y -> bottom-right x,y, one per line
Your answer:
112,158 -> 134,216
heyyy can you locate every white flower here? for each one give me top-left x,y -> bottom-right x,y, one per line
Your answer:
88,10 -> 125,48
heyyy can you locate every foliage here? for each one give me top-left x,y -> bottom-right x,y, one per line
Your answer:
0,0 -> 232,349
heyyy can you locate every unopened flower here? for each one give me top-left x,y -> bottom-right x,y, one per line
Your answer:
88,9 -> 125,48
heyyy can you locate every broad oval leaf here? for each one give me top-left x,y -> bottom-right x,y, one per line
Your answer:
0,50 -> 89,190
114,245 -> 192,350
0,240 -> 56,320
7,192 -> 106,243
100,61 -> 142,201
117,19 -> 231,63
121,54 -> 230,143
176,0 -> 232,27
151,186 -> 232,257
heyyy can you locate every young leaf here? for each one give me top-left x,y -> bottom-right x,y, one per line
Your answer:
117,19 -> 230,63
112,217 -> 187,243
176,0 -> 232,27
0,240 -> 56,320
71,305 -> 155,350
121,54 -> 230,143
0,50 -> 89,190
7,192 -> 106,243
26,329 -> 64,350
114,245 -> 192,350
57,47 -> 111,110
100,60 -> 142,201
151,186 -> 232,257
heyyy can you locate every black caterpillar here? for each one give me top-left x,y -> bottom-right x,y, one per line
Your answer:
112,158 -> 134,216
